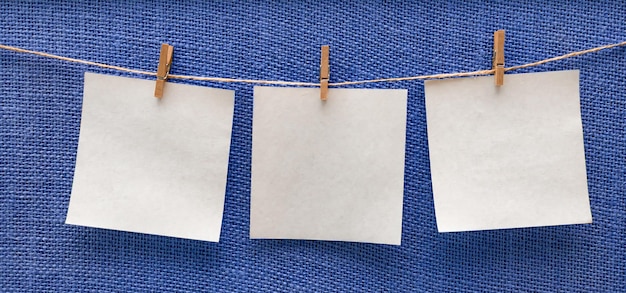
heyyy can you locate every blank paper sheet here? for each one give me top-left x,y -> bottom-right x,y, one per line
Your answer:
66,72 -> 235,242
424,70 -> 592,232
250,87 -> 407,245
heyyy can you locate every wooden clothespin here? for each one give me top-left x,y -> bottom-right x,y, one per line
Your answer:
493,30 -> 505,86
154,43 -> 174,98
320,45 -> 330,100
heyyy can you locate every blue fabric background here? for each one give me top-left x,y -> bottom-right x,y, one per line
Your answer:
1,1 -> 625,292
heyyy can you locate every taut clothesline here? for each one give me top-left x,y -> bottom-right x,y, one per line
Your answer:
1,40 -> 625,87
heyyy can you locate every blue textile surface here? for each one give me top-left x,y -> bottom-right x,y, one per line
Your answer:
1,1 -> 625,292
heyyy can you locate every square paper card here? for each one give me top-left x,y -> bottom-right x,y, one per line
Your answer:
425,70 -> 592,232
251,87 -> 407,245
66,72 -> 235,242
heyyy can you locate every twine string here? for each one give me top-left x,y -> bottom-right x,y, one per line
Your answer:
1,40 -> 625,87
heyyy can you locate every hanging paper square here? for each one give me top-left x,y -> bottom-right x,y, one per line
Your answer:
66,73 -> 234,242
250,87 -> 407,245
424,70 -> 592,232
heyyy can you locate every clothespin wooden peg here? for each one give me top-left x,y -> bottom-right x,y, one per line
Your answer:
493,30 -> 505,86
154,43 -> 174,98
320,45 -> 330,101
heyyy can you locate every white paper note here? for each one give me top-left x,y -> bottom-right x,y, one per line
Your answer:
250,87 -> 407,245
66,72 -> 235,242
425,70 -> 592,232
